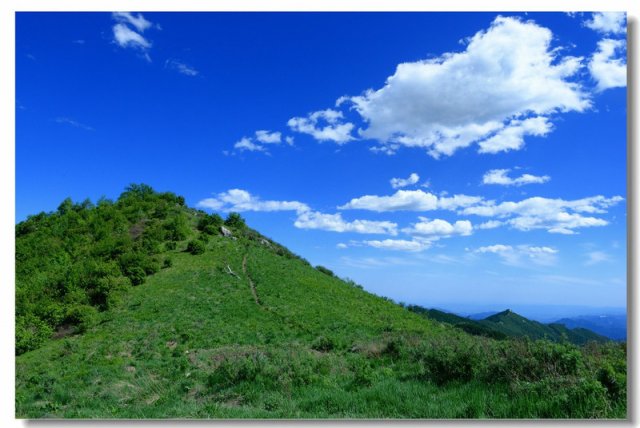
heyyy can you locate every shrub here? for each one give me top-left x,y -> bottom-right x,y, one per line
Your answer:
163,257 -> 173,268
64,305 -> 98,333
126,266 -> 146,286
165,241 -> 177,250
315,265 -> 334,277
311,336 -> 335,352
224,212 -> 246,229
186,240 -> 206,255
16,314 -> 53,355
412,337 -> 483,385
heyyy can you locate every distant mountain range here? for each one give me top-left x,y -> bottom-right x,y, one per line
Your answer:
407,306 -> 610,345
553,314 -> 626,341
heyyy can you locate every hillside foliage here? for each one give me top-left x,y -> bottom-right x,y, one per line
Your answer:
15,185 -> 627,418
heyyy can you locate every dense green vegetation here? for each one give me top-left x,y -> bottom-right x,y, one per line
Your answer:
15,185 -> 627,418
407,307 -> 609,345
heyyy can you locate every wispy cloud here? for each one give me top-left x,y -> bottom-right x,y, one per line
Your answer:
165,59 -> 199,76
585,251 -> 612,266
111,12 -> 156,61
472,244 -> 558,267
55,117 -> 94,131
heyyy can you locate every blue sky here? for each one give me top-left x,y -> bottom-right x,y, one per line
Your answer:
16,12 -> 627,313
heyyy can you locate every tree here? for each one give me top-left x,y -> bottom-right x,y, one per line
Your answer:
224,212 -> 246,229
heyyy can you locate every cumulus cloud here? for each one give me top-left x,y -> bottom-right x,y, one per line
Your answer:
232,131 -> 287,153
345,16 -> 588,158
294,211 -> 397,235
255,130 -> 282,144
584,12 -> 626,34
473,244 -> 558,266
589,39 -> 627,92
197,189 -> 309,213
287,109 -> 355,144
338,189 -> 482,212
462,195 -> 623,234
165,59 -> 199,76
198,189 -> 397,236
403,217 -> 473,237
339,188 -> 622,235
390,173 -> 420,189
483,169 -> 550,186
477,117 -> 553,154
477,220 -> 504,230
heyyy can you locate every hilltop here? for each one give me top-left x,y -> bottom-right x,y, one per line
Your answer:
15,185 -> 627,418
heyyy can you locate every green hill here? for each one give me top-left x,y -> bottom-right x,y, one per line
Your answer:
15,185 -> 627,419
407,308 -> 607,345
481,310 -> 608,345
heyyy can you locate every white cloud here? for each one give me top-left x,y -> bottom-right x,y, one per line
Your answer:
255,130 -> 282,144
585,250 -> 612,265
111,12 -> 157,61
285,136 -> 295,146
477,117 -> 553,154
483,169 -> 550,186
462,195 -> 623,234
477,220 -> 504,230
287,109 -> 355,144
584,12 -> 626,34
338,189 -> 482,212
165,59 -> 199,76
233,137 -> 266,153
473,244 -> 558,266
390,173 -> 420,189
336,243 -> 348,249
474,244 -> 513,254
403,217 -> 473,237
345,16 -> 588,158
589,39 -> 627,92
294,211 -> 397,235
231,131 -> 286,154
112,12 -> 153,33
197,189 -> 309,213
361,239 -> 428,252
112,23 -> 151,50
55,117 -> 94,131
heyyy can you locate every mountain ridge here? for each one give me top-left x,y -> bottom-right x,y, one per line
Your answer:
15,185 -> 627,418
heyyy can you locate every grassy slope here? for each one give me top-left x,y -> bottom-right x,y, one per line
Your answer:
15,213 -> 626,419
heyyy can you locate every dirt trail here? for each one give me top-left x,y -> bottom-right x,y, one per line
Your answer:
242,254 -> 261,305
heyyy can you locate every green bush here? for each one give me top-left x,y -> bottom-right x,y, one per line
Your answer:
16,314 -> 53,355
64,305 -> 98,333
186,240 -> 206,255
163,257 -> 173,268
311,336 -> 335,352
224,212 -> 246,229
315,266 -> 334,277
